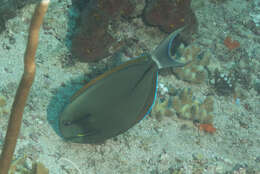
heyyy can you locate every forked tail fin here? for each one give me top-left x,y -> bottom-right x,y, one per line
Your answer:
151,27 -> 187,69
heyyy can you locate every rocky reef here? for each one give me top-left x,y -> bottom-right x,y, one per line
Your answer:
71,0 -> 197,62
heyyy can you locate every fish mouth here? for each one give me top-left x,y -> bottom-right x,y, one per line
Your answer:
59,116 -> 103,143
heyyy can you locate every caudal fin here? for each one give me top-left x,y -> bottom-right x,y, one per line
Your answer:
151,27 -> 188,69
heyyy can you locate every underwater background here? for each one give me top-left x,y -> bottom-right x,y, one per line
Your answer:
0,0 -> 260,173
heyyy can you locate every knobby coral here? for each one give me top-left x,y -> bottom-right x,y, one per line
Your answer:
172,44 -> 210,84
172,88 -> 215,124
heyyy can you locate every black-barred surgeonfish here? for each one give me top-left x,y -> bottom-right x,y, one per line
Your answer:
59,27 -> 187,144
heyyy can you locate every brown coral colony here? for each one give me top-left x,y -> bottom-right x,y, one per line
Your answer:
71,0 -> 196,62
71,0 -> 134,62
143,0 -> 194,33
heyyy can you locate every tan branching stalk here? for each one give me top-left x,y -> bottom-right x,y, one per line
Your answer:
0,0 -> 49,173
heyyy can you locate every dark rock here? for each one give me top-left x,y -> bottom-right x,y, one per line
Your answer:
142,0 -> 197,34
71,8 -> 113,62
71,0 -> 135,62
210,68 -> 236,96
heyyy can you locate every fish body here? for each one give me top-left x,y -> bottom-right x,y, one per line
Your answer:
59,28 -> 186,144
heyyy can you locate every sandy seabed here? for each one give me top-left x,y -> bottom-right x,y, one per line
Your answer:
0,0 -> 260,173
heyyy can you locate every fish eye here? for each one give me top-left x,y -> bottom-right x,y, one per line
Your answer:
62,113 -> 91,126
